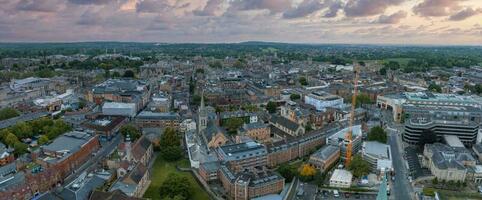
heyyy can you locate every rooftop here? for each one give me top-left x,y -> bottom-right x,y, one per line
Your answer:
363,141 -> 391,160
219,141 -> 267,161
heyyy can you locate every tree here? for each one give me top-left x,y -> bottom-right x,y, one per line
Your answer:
123,69 -> 135,78
356,93 -> 372,107
384,61 -> 400,70
290,94 -> 301,101
266,101 -> 277,113
305,123 -> 313,132
0,108 -> 20,120
299,163 -> 316,177
38,135 -> 49,145
191,95 -> 202,106
379,67 -> 387,75
277,164 -> 296,182
112,71 -> 121,77
208,60 -> 222,68
10,122 -> 33,139
159,173 -> 192,200
367,126 -> 387,143
224,118 -> 244,135
419,129 -> 437,147
428,83 -> 442,93
160,128 -> 180,147
120,124 -> 141,141
13,142 -> 28,156
4,132 -> 19,147
347,155 -> 370,178
432,177 -> 438,185
299,77 -> 308,86
195,68 -> 205,74
162,146 -> 183,161
160,128 -> 182,161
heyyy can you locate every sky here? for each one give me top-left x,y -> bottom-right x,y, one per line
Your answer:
0,0 -> 481,45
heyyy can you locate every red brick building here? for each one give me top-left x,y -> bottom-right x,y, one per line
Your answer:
35,131 -> 100,179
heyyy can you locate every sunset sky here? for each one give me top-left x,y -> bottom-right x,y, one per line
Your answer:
1,0 -> 481,45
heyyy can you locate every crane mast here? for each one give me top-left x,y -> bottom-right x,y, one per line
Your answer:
344,62 -> 361,167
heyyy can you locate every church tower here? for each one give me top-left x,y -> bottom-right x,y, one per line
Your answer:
198,91 -> 208,133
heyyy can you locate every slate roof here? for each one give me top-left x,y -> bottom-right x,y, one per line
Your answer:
270,115 -> 301,132
218,141 -> 267,161
427,143 -> 475,170
205,121 -> 227,142
125,164 -> 147,184
90,190 -> 143,200
131,136 -> 151,162
310,145 -> 340,161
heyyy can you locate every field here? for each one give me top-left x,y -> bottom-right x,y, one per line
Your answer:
143,157 -> 210,200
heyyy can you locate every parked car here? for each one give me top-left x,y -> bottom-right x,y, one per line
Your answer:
333,190 -> 340,198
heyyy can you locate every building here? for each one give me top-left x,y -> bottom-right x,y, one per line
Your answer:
199,161 -> 220,182
267,130 -> 326,167
218,165 -> 284,200
304,91 -> 343,111
219,111 -> 258,126
109,163 -> 150,198
238,122 -> 271,143
376,94 -> 406,122
308,145 -> 340,172
215,141 -> 285,200
135,111 -> 181,130
81,115 -> 127,141
36,131 -> 100,179
269,115 -> 305,137
86,79 -> 151,112
327,125 -> 363,162
422,143 -> 476,181
217,141 -> 268,173
389,92 -> 482,146
102,102 -> 137,118
0,142 -> 14,166
362,141 -> 392,173
329,169 -> 353,188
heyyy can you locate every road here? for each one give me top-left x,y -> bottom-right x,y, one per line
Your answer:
381,109 -> 414,200
63,133 -> 122,185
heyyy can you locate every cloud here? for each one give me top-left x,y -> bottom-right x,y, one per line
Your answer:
229,0 -> 292,13
282,0 -> 324,19
323,0 -> 342,18
136,0 -> 170,13
448,8 -> 482,21
77,10 -> 104,25
375,10 -> 407,24
16,0 -> 63,12
68,0 -> 115,5
194,0 -> 224,16
344,0 -> 404,17
413,0 -> 464,17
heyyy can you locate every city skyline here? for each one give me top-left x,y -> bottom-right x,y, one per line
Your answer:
0,0 -> 481,45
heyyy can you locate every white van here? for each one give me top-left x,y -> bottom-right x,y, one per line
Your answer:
333,190 -> 340,198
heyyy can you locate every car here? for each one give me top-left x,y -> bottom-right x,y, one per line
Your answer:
355,193 -> 361,199
333,190 -> 340,198
344,193 -> 350,198
322,190 -> 329,197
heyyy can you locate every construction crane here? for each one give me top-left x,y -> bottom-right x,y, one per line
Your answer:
344,62 -> 361,167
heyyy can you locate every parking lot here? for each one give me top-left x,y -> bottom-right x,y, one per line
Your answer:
295,183 -> 377,200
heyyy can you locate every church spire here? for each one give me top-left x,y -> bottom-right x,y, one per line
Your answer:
200,90 -> 205,110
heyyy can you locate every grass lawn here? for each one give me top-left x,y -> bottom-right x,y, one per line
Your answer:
424,188 -> 482,200
143,157 -> 210,200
